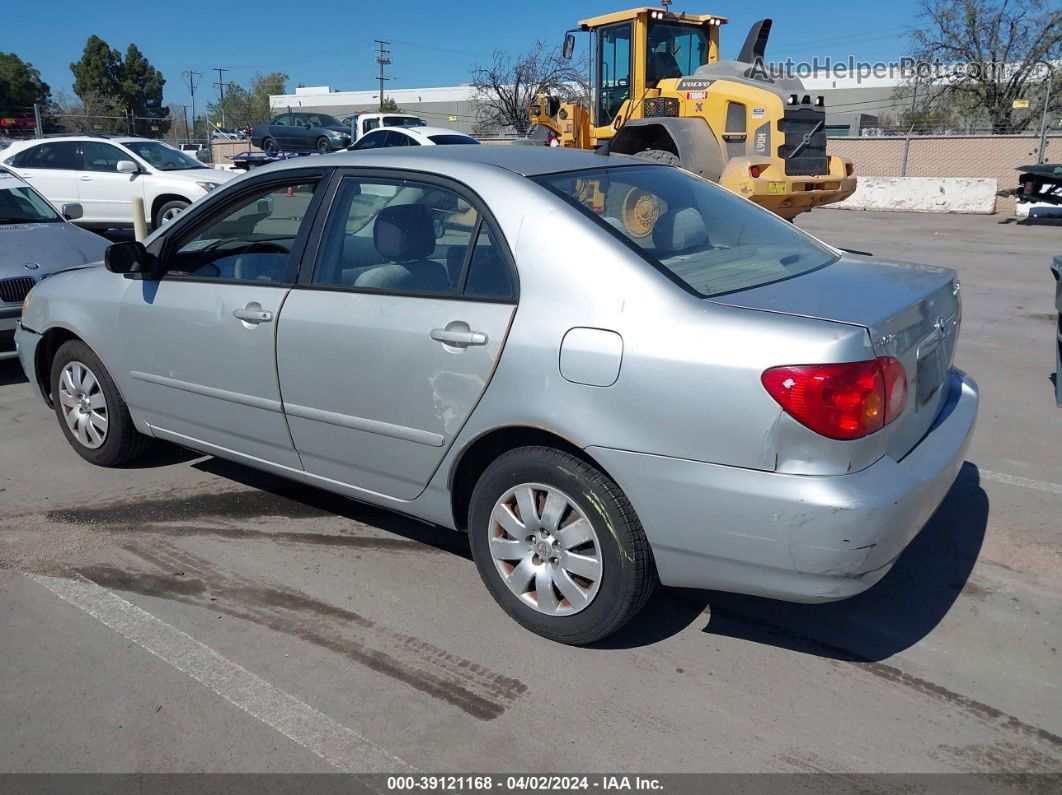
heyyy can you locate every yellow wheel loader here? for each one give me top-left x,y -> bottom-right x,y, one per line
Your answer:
527,6 -> 857,220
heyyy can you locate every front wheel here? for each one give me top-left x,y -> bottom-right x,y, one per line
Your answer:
315,136 -> 331,153
468,446 -> 656,645
51,340 -> 151,467
261,137 -> 278,154
153,199 -> 189,229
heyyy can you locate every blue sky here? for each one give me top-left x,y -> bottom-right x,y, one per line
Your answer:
2,0 -> 923,110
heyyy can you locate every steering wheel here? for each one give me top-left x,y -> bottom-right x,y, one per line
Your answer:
233,241 -> 289,281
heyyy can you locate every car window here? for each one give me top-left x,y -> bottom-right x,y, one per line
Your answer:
123,141 -> 205,171
273,115 -> 290,126
80,142 -> 130,172
364,118 -> 380,131
462,225 -> 513,299
383,116 -> 426,127
427,134 -> 479,145
353,131 -> 388,150
534,165 -> 837,298
307,114 -> 340,127
312,176 -> 481,296
164,180 -> 319,283
7,141 -> 79,170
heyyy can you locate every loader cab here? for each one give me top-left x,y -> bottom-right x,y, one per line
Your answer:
575,7 -> 725,136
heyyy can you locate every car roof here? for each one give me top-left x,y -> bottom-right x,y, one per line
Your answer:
3,134 -> 152,149
390,126 -> 475,139
298,145 -> 645,177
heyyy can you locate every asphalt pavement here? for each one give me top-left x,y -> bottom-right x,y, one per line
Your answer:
0,210 -> 1059,776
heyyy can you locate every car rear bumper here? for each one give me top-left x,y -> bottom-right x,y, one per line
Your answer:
587,369 -> 979,603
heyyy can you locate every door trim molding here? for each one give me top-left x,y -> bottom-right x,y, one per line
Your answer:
130,370 -> 284,413
284,402 -> 445,447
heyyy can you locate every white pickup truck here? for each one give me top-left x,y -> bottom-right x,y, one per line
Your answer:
343,113 -> 427,142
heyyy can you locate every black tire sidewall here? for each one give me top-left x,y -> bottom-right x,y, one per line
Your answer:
315,137 -> 330,153
51,341 -> 131,466
262,137 -> 277,153
469,448 -> 648,644
154,200 -> 189,230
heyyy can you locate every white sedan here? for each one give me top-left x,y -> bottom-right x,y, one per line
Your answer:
347,126 -> 479,151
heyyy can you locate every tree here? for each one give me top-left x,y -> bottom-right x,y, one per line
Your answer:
53,89 -> 125,133
0,52 -> 51,115
906,0 -> 1062,133
470,41 -> 587,135
70,36 -> 170,137
121,44 -> 169,136
207,72 -> 287,130
380,96 -> 401,112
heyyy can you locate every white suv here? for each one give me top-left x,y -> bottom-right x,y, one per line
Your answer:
1,135 -> 236,230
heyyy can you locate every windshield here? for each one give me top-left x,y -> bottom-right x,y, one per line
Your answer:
383,116 -> 426,128
533,165 -> 836,298
427,134 -> 478,145
0,179 -> 61,224
123,141 -> 207,171
647,21 -> 711,77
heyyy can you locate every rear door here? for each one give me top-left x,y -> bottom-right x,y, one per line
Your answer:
119,170 -> 328,465
6,141 -> 80,212
76,141 -> 140,224
276,170 -> 517,500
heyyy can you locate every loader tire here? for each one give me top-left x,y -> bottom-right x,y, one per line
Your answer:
634,149 -> 680,167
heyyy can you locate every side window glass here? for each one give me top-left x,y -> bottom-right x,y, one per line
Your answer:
11,142 -> 78,170
313,177 -> 479,296
354,131 -> 385,150
273,115 -> 289,127
462,225 -> 513,300
165,180 -> 318,282
81,142 -> 128,172
364,118 -> 379,131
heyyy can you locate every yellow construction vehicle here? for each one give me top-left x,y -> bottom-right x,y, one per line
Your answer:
527,5 -> 857,220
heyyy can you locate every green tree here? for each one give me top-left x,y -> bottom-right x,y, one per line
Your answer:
0,52 -> 51,115
70,35 -> 122,101
120,44 -> 169,136
380,96 -> 401,112
207,72 -> 287,130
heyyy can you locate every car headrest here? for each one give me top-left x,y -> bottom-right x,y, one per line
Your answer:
374,204 -> 435,261
653,207 -> 707,253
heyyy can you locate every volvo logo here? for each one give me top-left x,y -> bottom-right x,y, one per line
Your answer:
23,262 -> 39,270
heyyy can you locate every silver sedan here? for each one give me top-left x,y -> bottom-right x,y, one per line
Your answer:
15,147 -> 978,644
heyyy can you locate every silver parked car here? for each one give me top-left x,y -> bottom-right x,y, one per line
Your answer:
1,167 -> 108,360
15,147 -> 978,644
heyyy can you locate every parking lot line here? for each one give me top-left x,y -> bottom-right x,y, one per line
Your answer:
28,572 -> 413,775
980,469 -> 1062,497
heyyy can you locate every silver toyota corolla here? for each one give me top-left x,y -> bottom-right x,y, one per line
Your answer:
15,147 -> 978,644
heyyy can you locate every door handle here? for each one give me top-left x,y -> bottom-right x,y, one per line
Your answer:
233,307 -> 274,324
79,175 -> 93,181
430,327 -> 488,347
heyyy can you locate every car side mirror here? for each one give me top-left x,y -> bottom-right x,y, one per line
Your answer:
105,241 -> 156,278
117,160 -> 139,174
61,203 -> 83,221
562,33 -> 576,60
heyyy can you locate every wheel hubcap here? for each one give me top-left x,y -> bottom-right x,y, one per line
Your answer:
161,207 -> 182,223
58,361 -> 108,449
489,483 -> 603,616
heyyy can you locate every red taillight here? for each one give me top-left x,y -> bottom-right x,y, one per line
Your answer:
845,162 -> 855,177
749,165 -> 765,178
761,358 -> 907,441
248,126 -> 255,135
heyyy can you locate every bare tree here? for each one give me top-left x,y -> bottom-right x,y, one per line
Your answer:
470,41 -> 588,135
53,89 -> 126,133
906,0 -> 1061,133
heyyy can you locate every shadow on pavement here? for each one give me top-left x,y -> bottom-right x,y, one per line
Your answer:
192,456 -> 473,559
692,462 -> 989,661
0,359 -> 28,386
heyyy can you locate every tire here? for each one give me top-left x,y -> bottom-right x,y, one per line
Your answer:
153,199 -> 189,230
633,149 -> 681,167
315,136 -> 331,153
261,137 -> 278,154
468,446 -> 656,645
51,340 -> 152,467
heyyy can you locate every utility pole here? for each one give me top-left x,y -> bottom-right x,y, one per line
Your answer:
33,103 -> 42,138
374,40 -> 391,111
213,67 -> 229,127
1037,62 -> 1054,165
183,69 -> 202,140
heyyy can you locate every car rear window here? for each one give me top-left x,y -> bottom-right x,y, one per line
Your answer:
533,165 -> 837,298
427,135 -> 478,145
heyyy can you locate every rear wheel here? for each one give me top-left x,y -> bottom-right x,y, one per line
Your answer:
261,136 -> 277,154
51,340 -> 151,467
468,446 -> 656,645
633,149 -> 680,167
315,136 -> 331,153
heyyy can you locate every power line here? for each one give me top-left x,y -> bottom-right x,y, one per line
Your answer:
374,40 -> 392,112
213,67 -> 229,126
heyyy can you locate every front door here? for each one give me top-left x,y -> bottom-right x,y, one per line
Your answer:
77,141 -> 139,225
119,172 -> 326,466
276,173 -> 517,500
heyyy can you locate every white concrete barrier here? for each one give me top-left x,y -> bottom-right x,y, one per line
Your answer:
826,176 -> 998,214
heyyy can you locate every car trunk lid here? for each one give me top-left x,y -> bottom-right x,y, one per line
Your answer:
711,256 -> 960,460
